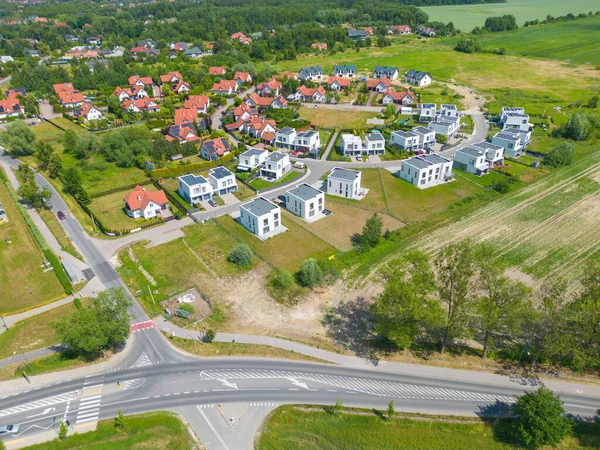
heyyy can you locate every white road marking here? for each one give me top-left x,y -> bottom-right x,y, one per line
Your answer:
197,405 -> 230,450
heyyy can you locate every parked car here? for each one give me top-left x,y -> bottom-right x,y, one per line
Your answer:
0,424 -> 20,435
57,211 -> 66,220
208,199 -> 218,207
356,154 -> 362,161
322,209 -> 332,216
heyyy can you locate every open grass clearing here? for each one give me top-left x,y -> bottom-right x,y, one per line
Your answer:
0,174 -> 65,314
51,117 -> 91,137
0,300 -> 80,359
249,169 -> 304,191
30,121 -> 67,142
298,107 -> 382,129
87,185 -> 162,231
21,411 -> 197,450
257,405 -> 599,450
38,209 -> 82,260
215,214 -> 336,272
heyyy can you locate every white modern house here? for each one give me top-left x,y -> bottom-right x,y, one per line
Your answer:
178,174 -> 213,204
238,148 -> 269,171
390,130 -> 420,151
491,128 -> 531,157
428,117 -> 460,137
397,154 -> 453,188
439,104 -> 459,118
259,152 -> 291,181
472,141 -> 505,166
499,107 -> 531,131
420,103 -> 436,122
240,197 -> 282,239
285,183 -> 325,222
453,146 -> 490,176
412,126 -> 436,148
274,127 -> 321,153
327,167 -> 363,200
404,69 -> 432,87
340,132 -> 385,156
208,166 -> 238,196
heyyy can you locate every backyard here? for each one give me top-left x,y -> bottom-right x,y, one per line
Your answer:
298,107 -> 383,129
249,169 -> 304,191
0,173 -> 65,314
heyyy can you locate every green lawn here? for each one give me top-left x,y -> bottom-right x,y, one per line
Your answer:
250,170 -> 304,191
215,215 -> 336,272
21,411 -> 196,450
0,300 -> 80,359
298,107 -> 383,129
31,121 -> 68,142
258,406 -> 599,450
0,174 -> 65,314
38,209 -> 82,260
0,351 -> 95,382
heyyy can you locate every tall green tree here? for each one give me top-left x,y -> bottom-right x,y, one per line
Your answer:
357,213 -> 383,250
298,258 -> 323,288
0,121 -> 36,156
63,167 -> 83,196
435,241 -> 477,354
563,112 -> 590,141
510,387 -> 571,448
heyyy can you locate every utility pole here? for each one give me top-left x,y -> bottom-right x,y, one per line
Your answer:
0,315 -> 8,330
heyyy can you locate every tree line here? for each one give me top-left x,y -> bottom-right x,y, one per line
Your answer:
370,240 -> 600,372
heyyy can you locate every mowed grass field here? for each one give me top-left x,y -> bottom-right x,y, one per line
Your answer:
21,411 -> 196,450
421,0 -> 600,33
444,15 -> 600,66
258,406 -> 599,450
0,176 -> 65,314
414,145 -> 600,293
298,108 -> 383,129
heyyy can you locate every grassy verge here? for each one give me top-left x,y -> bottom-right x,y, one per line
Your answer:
257,405 -> 600,450
38,209 -> 83,260
0,352 -> 98,382
21,411 -> 197,450
250,170 -> 304,191
165,333 -> 330,364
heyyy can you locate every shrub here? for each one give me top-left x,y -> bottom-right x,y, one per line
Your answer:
228,244 -> 254,266
73,298 -> 83,310
544,142 -> 574,167
204,328 -> 216,342
298,258 -> 323,287
179,303 -> 194,314
491,179 -> 510,193
270,269 -> 295,291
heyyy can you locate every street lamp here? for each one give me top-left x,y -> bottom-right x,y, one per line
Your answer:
0,315 -> 8,330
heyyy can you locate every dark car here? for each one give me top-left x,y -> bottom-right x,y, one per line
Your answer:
208,199 -> 218,207
322,209 -> 332,216
57,211 -> 66,220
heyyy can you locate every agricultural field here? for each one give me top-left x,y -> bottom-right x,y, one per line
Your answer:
298,107 -> 383,129
422,0 -> 600,35
258,406 -> 599,450
0,174 -> 65,314
215,214 -> 337,272
414,148 -> 600,293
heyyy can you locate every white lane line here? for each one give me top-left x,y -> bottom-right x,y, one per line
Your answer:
78,403 -> 101,411
79,395 -> 102,403
83,384 -> 103,390
197,406 -> 230,450
564,403 -> 598,410
76,411 -> 100,420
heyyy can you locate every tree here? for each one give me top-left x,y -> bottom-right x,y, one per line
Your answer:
476,248 -> 531,358
455,37 -> 481,53
77,189 -> 92,206
387,400 -> 395,420
228,243 -> 253,266
510,387 -> 571,448
63,129 -> 78,152
114,410 -> 127,431
371,252 -> 441,349
62,167 -> 83,195
53,288 -> 132,359
383,103 -> 396,119
586,95 -> 599,109
107,94 -> 122,115
36,142 -> 54,171
47,153 -> 63,179
435,241 -> 477,354
298,258 -> 323,287
357,213 -> 383,250
333,397 -> 343,414
544,142 -> 574,167
563,112 -> 590,141
58,421 -> 68,440
0,121 -> 36,156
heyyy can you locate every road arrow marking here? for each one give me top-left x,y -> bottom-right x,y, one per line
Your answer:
287,377 -> 309,390
217,379 -> 238,390
27,407 -> 55,419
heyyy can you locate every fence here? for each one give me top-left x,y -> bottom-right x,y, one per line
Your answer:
151,153 -> 235,179
151,179 -> 189,216
89,179 -> 154,199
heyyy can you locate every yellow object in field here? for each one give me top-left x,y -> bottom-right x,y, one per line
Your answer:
328,255 -> 335,261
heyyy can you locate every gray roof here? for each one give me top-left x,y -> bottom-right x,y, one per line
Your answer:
412,126 -> 432,134
499,128 -> 529,137
241,148 -> 267,158
403,157 -> 431,170
209,166 -> 234,179
298,130 -> 317,138
392,130 -> 416,138
278,127 -> 295,136
184,46 -> 203,55
494,131 -> 520,141
298,66 -> 323,77
501,107 -> 524,113
405,69 -> 430,80
457,146 -> 484,157
329,167 -> 360,182
180,174 -> 208,186
441,104 -> 456,110
334,64 -> 356,73
404,154 -> 450,170
430,120 -> 453,127
472,141 -> 502,152
348,29 -> 366,37
266,152 -> 287,162
505,112 -> 529,118
374,65 -> 398,74
242,197 -> 278,216
287,183 -> 322,201
365,132 -> 384,142
421,103 -> 436,109
422,154 -> 451,165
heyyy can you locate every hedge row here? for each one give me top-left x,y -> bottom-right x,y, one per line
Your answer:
44,249 -> 74,295
151,152 -> 235,179
152,179 -> 189,215
90,179 -> 154,199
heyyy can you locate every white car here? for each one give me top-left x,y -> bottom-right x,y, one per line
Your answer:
0,424 -> 19,435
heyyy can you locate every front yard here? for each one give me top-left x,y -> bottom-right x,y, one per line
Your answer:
249,169 -> 304,191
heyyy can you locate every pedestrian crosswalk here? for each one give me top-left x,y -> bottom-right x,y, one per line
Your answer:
249,403 -> 279,407
197,404 -> 215,409
76,395 -> 102,425
0,392 -> 75,418
130,320 -> 156,333
200,369 -> 515,404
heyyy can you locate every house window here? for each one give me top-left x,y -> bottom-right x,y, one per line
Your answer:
274,213 -> 279,221
263,218 -> 268,226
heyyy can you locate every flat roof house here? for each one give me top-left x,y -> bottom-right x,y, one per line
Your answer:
327,167 -> 363,200
428,118 -> 460,137
453,146 -> 490,176
209,166 -> 238,196
238,148 -> 269,171
412,126 -> 436,148
239,197 -> 283,239
274,128 -> 321,153
499,107 -> 530,131
340,132 -> 385,157
390,130 -> 420,151
404,69 -> 432,87
285,183 -> 325,222
491,129 -> 528,158
419,103 -> 437,122
472,141 -> 504,166
373,66 -> 399,80
178,174 -> 213,204
259,152 -> 291,181
439,104 -> 458,118
397,154 -> 453,188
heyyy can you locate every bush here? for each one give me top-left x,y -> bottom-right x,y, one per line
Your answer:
270,269 -> 295,291
298,258 -> 323,287
73,298 -> 83,310
228,243 -> 254,266
544,142 -> 574,167
179,303 -> 194,314
455,38 -> 481,53
44,250 -> 73,294
491,179 -> 510,193
204,328 -> 216,342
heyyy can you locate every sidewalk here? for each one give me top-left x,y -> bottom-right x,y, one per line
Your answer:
155,317 -> 600,399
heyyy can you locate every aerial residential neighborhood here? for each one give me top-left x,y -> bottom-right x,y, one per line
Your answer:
0,1 -> 599,449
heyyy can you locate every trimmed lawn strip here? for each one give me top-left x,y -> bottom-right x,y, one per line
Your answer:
258,405 -> 599,450
165,333 -> 329,364
215,215 -> 336,272
21,411 -> 197,450
0,352 -> 97,382
249,170 -> 303,191
38,209 -> 83,260
0,172 -> 65,314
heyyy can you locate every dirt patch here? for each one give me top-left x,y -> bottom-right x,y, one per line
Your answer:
163,288 -> 211,324
505,268 -> 538,289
